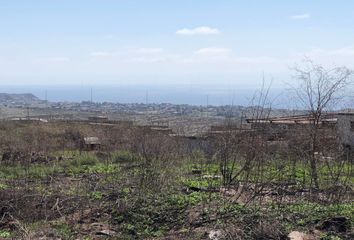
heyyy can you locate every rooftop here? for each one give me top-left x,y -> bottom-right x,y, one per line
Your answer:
84,137 -> 101,145
246,112 -> 354,124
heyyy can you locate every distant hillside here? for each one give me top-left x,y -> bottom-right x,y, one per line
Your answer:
0,93 -> 41,105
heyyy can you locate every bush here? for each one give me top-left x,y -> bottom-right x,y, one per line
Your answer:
69,153 -> 99,167
111,151 -> 136,163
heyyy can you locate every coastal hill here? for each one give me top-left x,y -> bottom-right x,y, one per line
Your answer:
0,93 -> 41,105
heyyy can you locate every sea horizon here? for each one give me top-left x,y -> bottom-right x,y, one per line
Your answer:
0,84 -> 287,107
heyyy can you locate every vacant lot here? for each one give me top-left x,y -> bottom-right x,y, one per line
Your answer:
0,121 -> 353,239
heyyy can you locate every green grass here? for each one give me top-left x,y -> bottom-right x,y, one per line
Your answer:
53,222 -> 76,240
0,163 -> 63,179
88,191 -> 104,200
0,149 -> 352,239
185,158 -> 353,189
111,150 -> 137,163
0,230 -> 11,238
181,177 -> 222,189
269,202 -> 354,231
0,152 -> 120,179
168,192 -> 208,207
0,182 -> 9,190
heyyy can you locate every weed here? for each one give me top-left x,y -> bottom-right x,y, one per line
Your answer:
272,202 -> 354,231
68,153 -> 99,167
88,191 -> 103,200
320,234 -> 343,240
111,150 -> 136,163
0,230 -> 11,238
0,183 -> 8,190
53,222 -> 75,240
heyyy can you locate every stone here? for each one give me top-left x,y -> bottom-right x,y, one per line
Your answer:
209,230 -> 223,240
96,229 -> 117,236
288,231 -> 307,240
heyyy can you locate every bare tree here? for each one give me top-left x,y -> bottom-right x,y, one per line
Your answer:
291,59 -> 353,189
214,79 -> 276,206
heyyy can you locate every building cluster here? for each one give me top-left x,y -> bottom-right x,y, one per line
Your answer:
245,112 -> 354,149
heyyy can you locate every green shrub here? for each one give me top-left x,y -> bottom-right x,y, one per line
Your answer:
53,223 -> 75,239
111,151 -> 136,163
0,230 -> 11,238
69,153 -> 99,167
88,191 -> 103,200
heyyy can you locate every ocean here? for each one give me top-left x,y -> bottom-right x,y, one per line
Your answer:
0,84 -> 287,107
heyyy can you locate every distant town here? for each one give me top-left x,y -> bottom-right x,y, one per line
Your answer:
0,92 -> 295,135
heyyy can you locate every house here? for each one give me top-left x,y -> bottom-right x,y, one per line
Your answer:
246,112 -> 354,148
145,120 -> 173,134
84,137 -> 101,151
88,116 -> 108,122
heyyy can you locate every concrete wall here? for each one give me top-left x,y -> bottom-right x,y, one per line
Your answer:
336,114 -> 354,147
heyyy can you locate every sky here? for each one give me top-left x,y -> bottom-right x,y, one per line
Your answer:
1,0 -> 354,87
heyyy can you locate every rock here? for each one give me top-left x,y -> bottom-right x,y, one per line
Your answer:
209,230 -> 223,240
288,231 -> 306,240
188,209 -> 202,226
202,175 -> 221,179
96,229 -> 117,236
220,187 -> 237,196
90,222 -> 104,228
288,231 -> 318,240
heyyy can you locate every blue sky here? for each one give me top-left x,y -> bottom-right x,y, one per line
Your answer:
0,0 -> 354,86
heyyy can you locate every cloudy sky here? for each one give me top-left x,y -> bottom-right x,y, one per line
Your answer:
0,0 -> 354,86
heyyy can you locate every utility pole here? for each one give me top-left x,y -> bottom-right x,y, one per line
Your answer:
145,90 -> 149,124
45,89 -> 48,108
145,90 -> 149,105
230,90 -> 235,119
206,94 -> 209,118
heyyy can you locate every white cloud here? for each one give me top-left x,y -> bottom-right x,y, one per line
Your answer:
90,51 -> 114,57
293,47 -> 354,58
90,48 -> 163,57
194,47 -> 232,55
233,56 -> 278,64
176,26 -> 220,35
329,47 -> 354,57
289,46 -> 354,68
289,13 -> 311,20
183,48 -> 233,65
128,56 -> 168,63
48,57 -> 70,62
34,57 -> 70,63
134,48 -> 163,54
